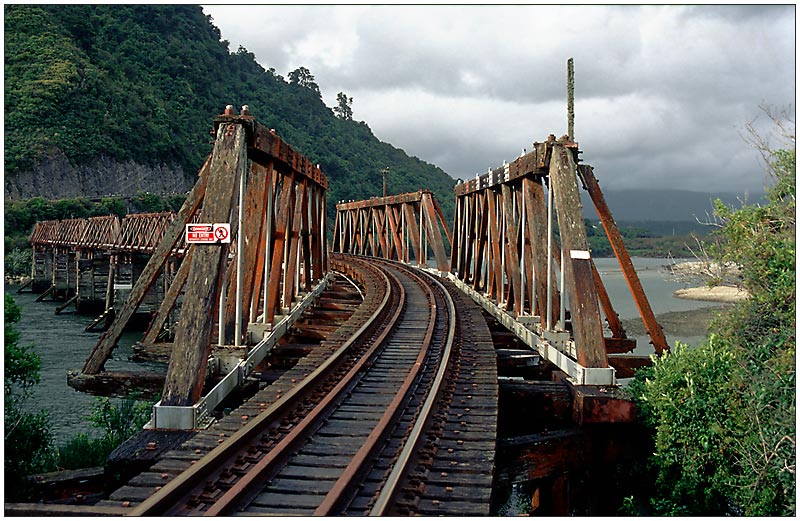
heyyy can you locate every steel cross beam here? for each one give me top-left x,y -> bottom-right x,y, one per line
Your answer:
332,190 -> 451,272
449,135 -> 669,385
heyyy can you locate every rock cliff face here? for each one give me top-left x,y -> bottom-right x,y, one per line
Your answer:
4,151 -> 195,200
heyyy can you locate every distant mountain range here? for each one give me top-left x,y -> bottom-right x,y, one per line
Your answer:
581,189 -> 765,222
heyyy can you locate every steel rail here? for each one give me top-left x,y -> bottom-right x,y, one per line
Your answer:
129,258 -> 394,516
312,260 -> 440,515
201,260 -> 408,516
369,267 -> 457,515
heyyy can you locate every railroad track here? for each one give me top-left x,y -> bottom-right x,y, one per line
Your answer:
117,254 -> 496,516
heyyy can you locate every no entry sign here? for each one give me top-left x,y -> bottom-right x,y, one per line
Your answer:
186,223 -> 231,244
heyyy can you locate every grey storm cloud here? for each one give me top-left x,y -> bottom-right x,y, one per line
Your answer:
203,4 -> 795,194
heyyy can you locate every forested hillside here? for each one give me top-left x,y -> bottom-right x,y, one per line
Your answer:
4,5 -> 455,217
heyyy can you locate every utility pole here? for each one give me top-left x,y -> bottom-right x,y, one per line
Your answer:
380,167 -> 390,197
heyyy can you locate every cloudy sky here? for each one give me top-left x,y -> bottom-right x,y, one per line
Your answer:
202,4 -> 795,194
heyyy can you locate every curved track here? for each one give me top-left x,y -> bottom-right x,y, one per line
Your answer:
124,254 -> 496,516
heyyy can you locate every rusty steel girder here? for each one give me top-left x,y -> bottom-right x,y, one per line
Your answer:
77,107 -> 329,417
332,190 -> 451,272
449,135 -> 669,385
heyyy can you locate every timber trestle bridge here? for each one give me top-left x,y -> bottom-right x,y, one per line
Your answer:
9,106 -> 669,516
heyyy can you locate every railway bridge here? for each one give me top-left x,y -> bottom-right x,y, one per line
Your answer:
8,107 -> 668,516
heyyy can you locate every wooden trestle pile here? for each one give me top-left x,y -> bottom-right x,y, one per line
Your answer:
29,212 -> 185,328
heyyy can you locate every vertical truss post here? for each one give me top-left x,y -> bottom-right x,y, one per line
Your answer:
421,192 -> 449,271
474,193 -> 488,291
486,190 -> 503,301
161,123 -> 247,406
546,177 -> 555,330
450,196 -> 460,274
234,152 -> 247,346
281,179 -> 307,309
548,143 -> 607,368
520,186 -> 527,315
403,202 -> 421,263
265,174 -> 295,323
262,169 -> 275,323
401,205 -> 407,262
501,184 -> 522,315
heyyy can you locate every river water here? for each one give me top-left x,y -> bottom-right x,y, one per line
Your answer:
6,257 -> 719,445
6,286 -> 165,444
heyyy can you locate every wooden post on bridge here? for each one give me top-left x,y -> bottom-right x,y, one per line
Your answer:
265,172 -> 296,323
501,184 -> 523,314
161,122 -> 247,406
222,159 -> 271,342
548,142 -> 607,368
521,176 -> 560,320
421,191 -> 450,272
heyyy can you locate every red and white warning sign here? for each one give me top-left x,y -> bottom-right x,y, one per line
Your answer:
186,223 -> 231,244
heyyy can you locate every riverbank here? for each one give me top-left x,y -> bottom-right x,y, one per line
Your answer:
621,305 -> 730,338
674,285 -> 749,303
662,259 -> 748,305
666,259 -> 742,281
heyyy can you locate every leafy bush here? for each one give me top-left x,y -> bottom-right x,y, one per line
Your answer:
4,294 -> 57,499
56,397 -> 152,470
628,339 -> 740,514
57,433 -> 117,470
5,247 -> 32,278
628,116 -> 795,516
88,396 -> 152,448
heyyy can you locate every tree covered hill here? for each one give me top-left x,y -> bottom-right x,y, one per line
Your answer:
4,5 -> 456,218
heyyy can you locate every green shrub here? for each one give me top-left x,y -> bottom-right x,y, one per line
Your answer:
56,397 -> 152,470
629,339 -> 740,514
87,396 -> 151,447
57,433 -> 117,469
628,120 -> 795,516
5,247 -> 32,278
4,294 -> 57,499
